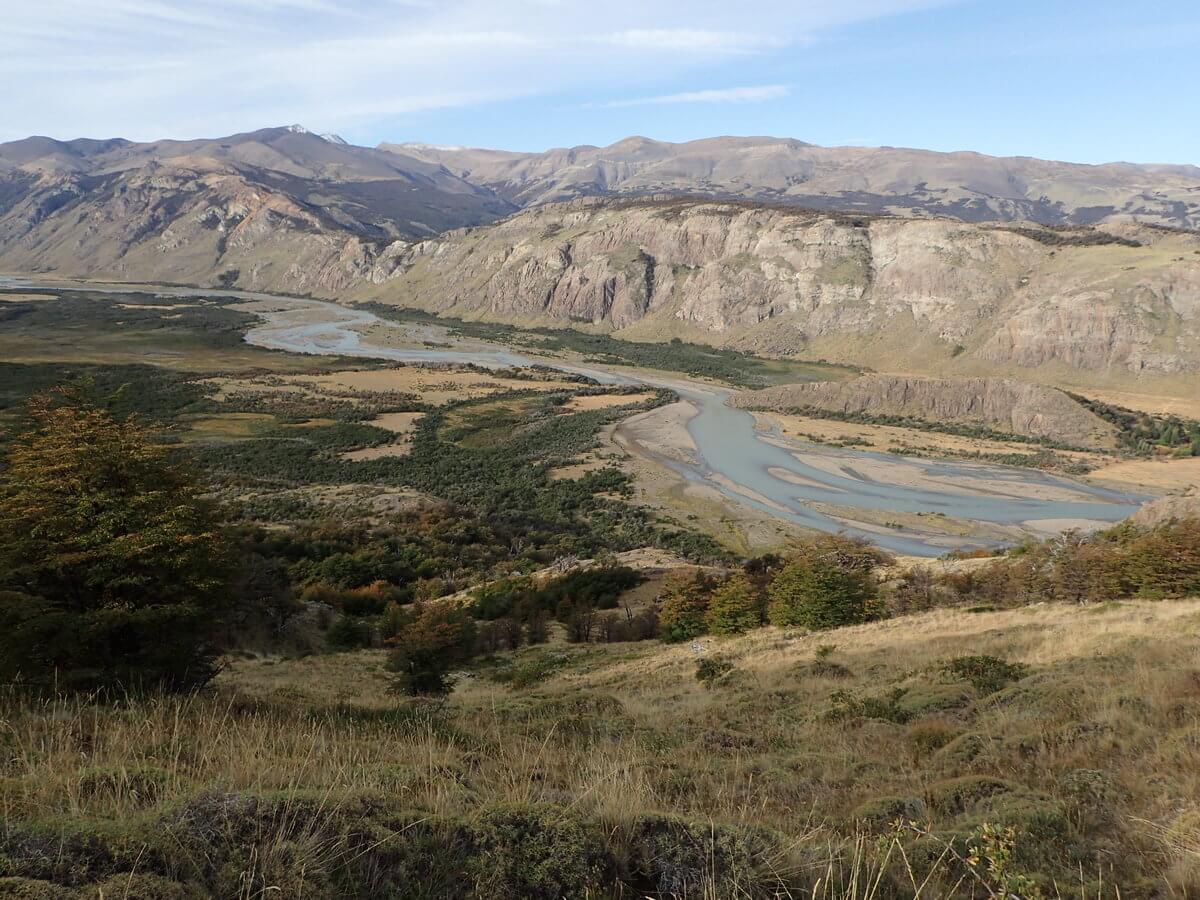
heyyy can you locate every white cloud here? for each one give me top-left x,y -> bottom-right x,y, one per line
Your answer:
591,85 -> 790,109
0,0 -> 953,142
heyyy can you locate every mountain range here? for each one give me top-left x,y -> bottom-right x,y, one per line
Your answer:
387,135 -> 1200,228
1,126 -> 1198,395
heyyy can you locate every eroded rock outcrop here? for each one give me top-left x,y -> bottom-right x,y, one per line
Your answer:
368,199 -> 1200,384
727,375 -> 1121,448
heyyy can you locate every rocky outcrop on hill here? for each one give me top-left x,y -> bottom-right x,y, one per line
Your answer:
728,375 -> 1121,448
1131,490 -> 1200,526
365,198 -> 1200,384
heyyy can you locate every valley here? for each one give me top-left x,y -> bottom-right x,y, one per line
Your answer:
2,121 -> 1199,899
1,276 -> 1150,556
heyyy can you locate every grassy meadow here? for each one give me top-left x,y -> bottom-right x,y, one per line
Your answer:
3,599 -> 1199,897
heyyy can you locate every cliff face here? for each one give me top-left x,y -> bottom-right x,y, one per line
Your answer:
366,199 -> 1200,383
728,376 -> 1120,449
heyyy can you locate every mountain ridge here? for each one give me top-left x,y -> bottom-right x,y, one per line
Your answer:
378,134 -> 1200,229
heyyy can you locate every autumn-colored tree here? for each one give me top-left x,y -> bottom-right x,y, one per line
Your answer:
766,540 -> 879,631
658,571 -> 716,643
0,387 -> 231,692
705,574 -> 761,635
387,602 -> 477,695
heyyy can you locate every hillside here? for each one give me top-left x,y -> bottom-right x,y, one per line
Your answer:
0,126 -> 515,256
361,198 -> 1200,395
4,597 -> 1198,896
386,135 -> 1200,228
729,375 -> 1122,449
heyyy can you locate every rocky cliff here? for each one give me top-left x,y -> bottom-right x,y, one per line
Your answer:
362,198 -> 1200,391
728,376 -> 1120,448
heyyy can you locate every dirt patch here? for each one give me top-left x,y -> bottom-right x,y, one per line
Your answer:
1074,388 -> 1200,420
1089,457 -> 1200,491
341,444 -> 413,461
0,293 -> 55,302
368,411 -> 424,434
286,367 -> 576,405
755,411 -> 1110,470
563,391 -> 656,412
341,413 -> 423,461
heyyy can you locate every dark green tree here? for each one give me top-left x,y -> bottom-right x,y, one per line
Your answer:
387,602 -> 477,695
0,387 -> 231,692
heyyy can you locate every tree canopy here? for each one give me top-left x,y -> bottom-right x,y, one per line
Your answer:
0,387 -> 231,692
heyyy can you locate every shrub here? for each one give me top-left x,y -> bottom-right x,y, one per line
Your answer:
658,572 -> 715,643
906,720 -> 961,759
695,657 -> 735,687
387,603 -> 477,695
767,557 -> 876,630
467,806 -> 612,899
326,615 -> 373,650
853,795 -> 927,830
942,655 -> 1029,695
825,687 -> 913,724
927,775 -> 1017,814
704,575 -> 761,635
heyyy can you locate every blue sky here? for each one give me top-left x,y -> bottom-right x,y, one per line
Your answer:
5,0 -> 1198,164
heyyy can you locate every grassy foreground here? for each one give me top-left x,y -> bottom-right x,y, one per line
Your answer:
3,599 -> 1199,897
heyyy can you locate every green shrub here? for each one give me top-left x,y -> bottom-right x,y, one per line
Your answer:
928,775 -> 1017,814
658,572 -> 715,642
466,806 -> 612,899
826,687 -> 912,724
906,720 -> 961,761
620,814 -> 783,897
934,732 -> 993,768
704,575 -> 761,635
326,615 -> 373,651
942,655 -> 1030,695
387,603 -> 477,695
695,657 -> 735,687
895,682 -> 974,717
852,795 -> 926,829
767,543 -> 877,630
492,654 -> 567,689
0,389 -> 231,693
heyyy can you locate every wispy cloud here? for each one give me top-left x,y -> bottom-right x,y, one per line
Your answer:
590,85 -> 790,109
0,0 -> 952,143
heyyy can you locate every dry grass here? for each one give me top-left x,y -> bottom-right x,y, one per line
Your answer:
3,599 -> 1198,895
563,391 -> 658,412
1088,456 -> 1200,491
754,410 -> 1115,473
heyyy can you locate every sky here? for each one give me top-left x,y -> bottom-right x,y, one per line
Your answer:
4,0 -> 1198,165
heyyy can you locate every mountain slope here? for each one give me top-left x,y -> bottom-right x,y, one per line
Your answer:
0,126 -> 516,250
359,197 -> 1200,392
384,135 -> 1200,228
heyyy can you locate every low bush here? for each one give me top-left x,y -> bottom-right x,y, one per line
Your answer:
942,655 -> 1029,695
695,657 -> 736,687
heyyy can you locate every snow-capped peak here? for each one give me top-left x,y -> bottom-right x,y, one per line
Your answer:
320,133 -> 348,145
401,142 -> 466,152
286,124 -> 310,135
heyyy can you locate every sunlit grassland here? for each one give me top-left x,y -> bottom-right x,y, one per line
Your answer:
3,599 -> 1198,895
